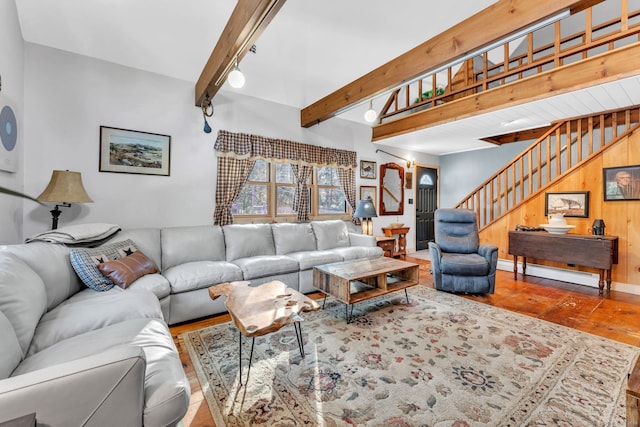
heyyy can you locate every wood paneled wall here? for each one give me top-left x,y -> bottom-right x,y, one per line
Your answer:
480,130 -> 640,290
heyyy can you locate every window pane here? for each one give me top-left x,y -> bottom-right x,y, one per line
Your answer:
317,166 -> 339,186
318,188 -> 346,214
277,186 -> 295,214
276,163 -> 294,184
248,160 -> 268,182
231,184 -> 268,215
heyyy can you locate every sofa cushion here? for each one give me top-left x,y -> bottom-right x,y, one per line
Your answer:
440,253 -> 490,276
164,261 -> 243,294
232,255 -> 299,280
12,318 -> 190,427
311,220 -> 350,250
0,254 -> 47,357
161,225 -> 226,270
271,223 -> 317,254
223,224 -> 275,261
331,246 -> 383,261
0,310 -> 22,379
97,251 -> 159,289
285,250 -> 343,270
1,243 -> 82,311
125,273 -> 171,300
70,239 -> 138,291
27,290 -> 162,356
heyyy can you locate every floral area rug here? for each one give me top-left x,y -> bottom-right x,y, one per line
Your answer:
182,285 -> 639,426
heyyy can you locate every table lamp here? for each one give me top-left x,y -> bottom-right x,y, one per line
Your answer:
354,197 -> 377,235
37,170 -> 93,230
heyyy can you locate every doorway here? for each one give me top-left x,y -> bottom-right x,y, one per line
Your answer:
415,166 -> 438,250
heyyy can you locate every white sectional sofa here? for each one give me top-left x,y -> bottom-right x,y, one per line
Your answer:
0,219 -> 381,425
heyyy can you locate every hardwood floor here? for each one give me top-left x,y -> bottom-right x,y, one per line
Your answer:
170,256 -> 640,427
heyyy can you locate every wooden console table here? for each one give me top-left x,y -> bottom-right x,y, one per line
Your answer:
381,227 -> 410,258
508,231 -> 618,295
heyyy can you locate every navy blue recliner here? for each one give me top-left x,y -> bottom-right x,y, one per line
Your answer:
428,208 -> 498,294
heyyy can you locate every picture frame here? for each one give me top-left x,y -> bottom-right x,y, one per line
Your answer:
360,160 -> 376,179
603,165 -> 640,201
99,126 -> 171,176
544,191 -> 589,218
359,186 -> 377,210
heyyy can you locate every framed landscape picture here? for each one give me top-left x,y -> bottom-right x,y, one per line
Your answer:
544,191 -> 589,218
360,160 -> 376,179
99,126 -> 171,176
359,186 -> 377,209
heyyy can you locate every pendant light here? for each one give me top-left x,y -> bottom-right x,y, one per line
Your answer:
364,100 -> 377,123
228,56 -> 245,89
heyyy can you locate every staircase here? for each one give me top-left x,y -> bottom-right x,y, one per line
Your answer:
455,106 -> 640,230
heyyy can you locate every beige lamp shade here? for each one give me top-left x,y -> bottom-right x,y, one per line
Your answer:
37,170 -> 93,203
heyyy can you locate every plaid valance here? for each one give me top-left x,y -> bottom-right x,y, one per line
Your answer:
215,130 -> 357,169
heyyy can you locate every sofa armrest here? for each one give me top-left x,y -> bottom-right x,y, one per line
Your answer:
348,233 -> 376,247
0,346 -> 146,426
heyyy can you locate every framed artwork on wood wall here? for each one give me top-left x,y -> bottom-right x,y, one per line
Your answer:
360,160 -> 376,179
99,126 -> 171,176
603,165 -> 640,201
544,191 -> 589,217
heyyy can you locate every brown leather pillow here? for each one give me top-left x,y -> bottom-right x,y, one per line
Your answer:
97,250 -> 158,289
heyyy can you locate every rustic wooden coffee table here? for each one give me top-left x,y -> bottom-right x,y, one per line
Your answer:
209,280 -> 319,385
313,257 -> 419,322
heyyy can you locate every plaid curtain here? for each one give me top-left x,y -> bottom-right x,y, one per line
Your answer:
337,167 -> 360,225
290,164 -> 313,222
213,156 -> 255,226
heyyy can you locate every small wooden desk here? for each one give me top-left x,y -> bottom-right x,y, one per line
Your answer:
508,231 -> 618,295
376,236 -> 396,257
381,227 -> 410,258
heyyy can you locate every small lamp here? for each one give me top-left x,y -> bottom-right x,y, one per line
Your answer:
354,197 -> 377,235
37,170 -> 93,230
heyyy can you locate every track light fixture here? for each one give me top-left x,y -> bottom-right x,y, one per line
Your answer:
364,100 -> 377,123
228,56 -> 245,89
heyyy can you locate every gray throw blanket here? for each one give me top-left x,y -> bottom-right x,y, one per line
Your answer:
25,223 -> 121,245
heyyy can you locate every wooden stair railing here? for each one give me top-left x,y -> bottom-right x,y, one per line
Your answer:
455,106 -> 640,230
378,0 -> 640,124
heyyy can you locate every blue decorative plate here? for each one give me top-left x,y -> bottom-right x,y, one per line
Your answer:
0,105 -> 17,152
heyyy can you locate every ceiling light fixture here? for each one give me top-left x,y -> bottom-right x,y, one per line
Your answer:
364,100 -> 377,123
228,57 -> 245,89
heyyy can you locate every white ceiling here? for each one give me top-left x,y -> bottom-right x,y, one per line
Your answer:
14,0 -> 640,155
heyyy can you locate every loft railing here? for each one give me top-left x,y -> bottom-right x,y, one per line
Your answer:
378,0 -> 640,123
455,106 -> 640,229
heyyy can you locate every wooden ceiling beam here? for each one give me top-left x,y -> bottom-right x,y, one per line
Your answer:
195,0 -> 286,108
481,126 -> 553,146
371,43 -> 640,142
300,0 -> 603,128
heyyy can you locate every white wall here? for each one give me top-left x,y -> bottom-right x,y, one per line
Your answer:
18,43 -> 435,249
0,0 -> 26,244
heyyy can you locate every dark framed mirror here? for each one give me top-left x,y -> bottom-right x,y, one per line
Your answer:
379,162 -> 404,215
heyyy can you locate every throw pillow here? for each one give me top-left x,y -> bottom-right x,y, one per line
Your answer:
97,250 -> 158,289
70,239 -> 138,291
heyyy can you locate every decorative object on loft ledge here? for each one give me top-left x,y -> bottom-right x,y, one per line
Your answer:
99,126 -> 171,176
354,196 -> 377,235
364,100 -> 377,123
544,191 -> 589,218
37,170 -> 93,230
359,160 -> 376,179
227,56 -> 245,89
603,165 -> 640,201
375,148 -> 412,169
201,96 -> 213,134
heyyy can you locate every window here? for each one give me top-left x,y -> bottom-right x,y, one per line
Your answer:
232,161 -> 347,220
316,166 -> 347,214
